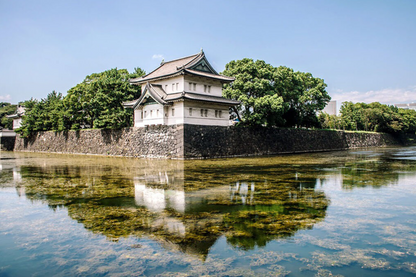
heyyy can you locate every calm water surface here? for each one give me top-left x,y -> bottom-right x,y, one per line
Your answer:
1,147 -> 416,276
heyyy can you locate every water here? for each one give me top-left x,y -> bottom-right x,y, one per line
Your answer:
0,147 -> 415,276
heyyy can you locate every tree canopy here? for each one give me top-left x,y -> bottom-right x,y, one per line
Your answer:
0,102 -> 17,130
63,68 -> 142,130
17,68 -> 144,137
222,58 -> 330,128
319,101 -> 416,135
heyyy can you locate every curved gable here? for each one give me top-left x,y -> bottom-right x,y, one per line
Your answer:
187,56 -> 218,74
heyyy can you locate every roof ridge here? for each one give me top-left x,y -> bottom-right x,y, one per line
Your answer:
165,53 -> 200,65
149,83 -> 166,99
180,52 -> 204,70
131,52 -> 201,82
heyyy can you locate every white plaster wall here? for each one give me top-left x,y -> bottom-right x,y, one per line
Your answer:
13,118 -> 22,129
165,102 -> 184,125
184,76 -> 223,97
134,109 -> 143,127
144,103 -> 165,125
134,100 -> 230,126
147,76 -> 184,94
134,102 -> 187,127
183,101 -> 229,126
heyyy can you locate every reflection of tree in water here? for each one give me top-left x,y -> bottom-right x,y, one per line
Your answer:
341,150 -> 416,189
18,160 -> 329,259
341,161 -> 400,189
7,148 -> 416,261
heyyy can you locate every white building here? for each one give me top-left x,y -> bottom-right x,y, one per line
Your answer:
6,105 -> 25,130
123,51 -> 240,127
322,100 -> 337,115
394,103 -> 416,111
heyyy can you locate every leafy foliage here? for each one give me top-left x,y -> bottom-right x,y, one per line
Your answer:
222,58 -> 330,127
64,68 -> 142,129
17,68 -> 144,137
0,102 -> 17,129
320,101 -> 416,135
17,92 -> 64,137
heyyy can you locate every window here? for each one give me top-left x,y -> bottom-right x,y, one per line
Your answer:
157,109 -> 159,116
150,110 -> 153,117
204,109 -> 208,117
172,108 -> 175,116
189,108 -> 193,116
208,85 -> 211,93
189,82 -> 197,91
215,110 -> 222,118
165,85 -> 168,92
200,109 -> 204,117
172,83 -> 175,91
141,111 -> 143,119
204,85 -> 207,92
176,83 -> 179,90
144,111 -> 147,118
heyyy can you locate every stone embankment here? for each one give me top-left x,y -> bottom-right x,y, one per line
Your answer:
14,125 -> 182,158
13,124 -> 400,159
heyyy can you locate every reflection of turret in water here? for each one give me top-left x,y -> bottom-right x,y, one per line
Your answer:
230,181 -> 255,205
135,184 -> 186,213
9,152 -> 331,259
13,168 -> 22,183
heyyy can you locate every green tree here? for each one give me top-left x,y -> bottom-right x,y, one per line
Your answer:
398,109 -> 416,134
340,101 -> 361,130
0,103 -> 17,130
15,99 -> 38,137
318,112 -> 342,130
222,59 -> 284,126
64,68 -> 144,129
222,59 -> 330,127
339,101 -> 412,134
17,92 -> 65,137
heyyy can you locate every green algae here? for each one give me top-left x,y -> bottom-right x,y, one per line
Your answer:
2,147 -> 416,276
18,159 -> 330,252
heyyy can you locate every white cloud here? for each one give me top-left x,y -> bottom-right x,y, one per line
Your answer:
152,54 -> 164,60
331,86 -> 416,105
0,95 -> 11,101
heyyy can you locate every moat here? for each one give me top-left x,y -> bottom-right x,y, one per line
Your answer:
1,147 -> 415,276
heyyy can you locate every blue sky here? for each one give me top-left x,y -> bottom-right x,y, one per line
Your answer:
1,0 -> 415,106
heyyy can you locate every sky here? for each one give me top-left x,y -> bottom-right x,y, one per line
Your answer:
1,0 -> 415,108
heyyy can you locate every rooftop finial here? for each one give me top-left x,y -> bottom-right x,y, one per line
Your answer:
160,59 -> 165,65
200,48 -> 204,53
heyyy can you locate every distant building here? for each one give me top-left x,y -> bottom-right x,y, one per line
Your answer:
394,103 -> 416,111
322,100 -> 337,115
6,105 -> 25,130
123,50 -> 240,127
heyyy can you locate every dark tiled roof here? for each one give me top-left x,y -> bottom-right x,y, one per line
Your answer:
130,51 -> 234,84
122,99 -> 137,108
184,69 -> 234,82
123,83 -> 168,109
123,84 -> 240,109
165,92 -> 240,105
6,106 -> 25,119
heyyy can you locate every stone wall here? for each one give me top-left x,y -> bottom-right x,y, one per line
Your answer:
14,124 -> 400,159
14,125 -> 183,158
182,125 -> 400,159
1,136 -> 16,151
